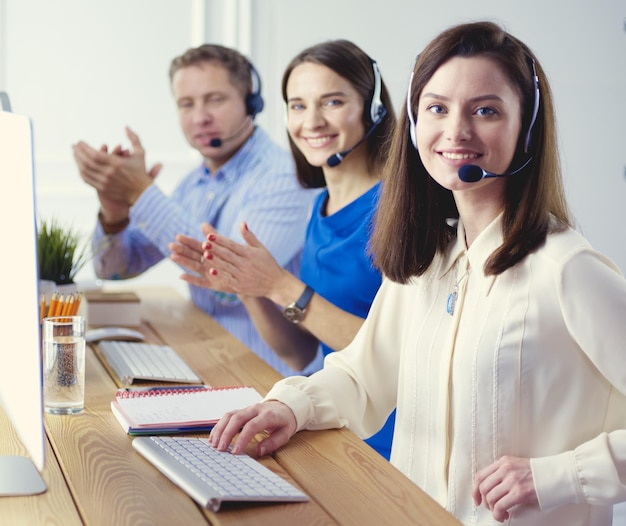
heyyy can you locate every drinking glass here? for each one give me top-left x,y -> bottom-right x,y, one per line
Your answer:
42,316 -> 85,414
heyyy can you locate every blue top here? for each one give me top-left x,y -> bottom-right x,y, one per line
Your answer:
300,184 -> 381,356
299,182 -> 395,460
91,127 -> 319,377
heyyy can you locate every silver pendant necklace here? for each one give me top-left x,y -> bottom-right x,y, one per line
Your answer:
447,267 -> 469,316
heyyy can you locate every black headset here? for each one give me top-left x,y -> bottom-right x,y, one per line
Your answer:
246,63 -> 264,118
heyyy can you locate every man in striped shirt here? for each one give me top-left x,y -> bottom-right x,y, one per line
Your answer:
72,44 -> 318,377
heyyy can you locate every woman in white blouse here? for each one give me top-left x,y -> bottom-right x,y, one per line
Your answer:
209,21 -> 626,525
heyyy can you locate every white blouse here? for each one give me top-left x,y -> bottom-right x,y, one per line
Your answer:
266,215 -> 626,525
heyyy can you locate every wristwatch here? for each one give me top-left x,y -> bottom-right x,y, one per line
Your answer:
282,285 -> 315,324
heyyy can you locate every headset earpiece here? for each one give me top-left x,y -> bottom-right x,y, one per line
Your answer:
524,57 -> 540,154
246,64 -> 264,118
368,60 -> 386,125
406,72 -> 417,149
325,56 -> 388,168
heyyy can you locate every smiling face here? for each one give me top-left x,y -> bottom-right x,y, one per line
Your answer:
172,61 -> 251,172
416,55 -> 523,195
285,62 -> 366,168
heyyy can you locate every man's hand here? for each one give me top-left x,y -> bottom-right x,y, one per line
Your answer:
73,126 -> 162,209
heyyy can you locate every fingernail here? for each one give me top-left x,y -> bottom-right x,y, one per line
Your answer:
210,268 -> 217,276
208,234 -> 216,241
204,242 -> 212,250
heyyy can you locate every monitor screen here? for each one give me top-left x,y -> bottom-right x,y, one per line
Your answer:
0,100 -> 47,495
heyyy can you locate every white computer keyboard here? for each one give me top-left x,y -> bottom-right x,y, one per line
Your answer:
98,341 -> 201,385
132,436 -> 308,511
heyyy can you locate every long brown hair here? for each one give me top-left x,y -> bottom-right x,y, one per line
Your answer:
371,21 -> 572,283
281,39 -> 396,188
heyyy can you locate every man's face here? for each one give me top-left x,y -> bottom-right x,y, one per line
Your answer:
172,62 -> 251,171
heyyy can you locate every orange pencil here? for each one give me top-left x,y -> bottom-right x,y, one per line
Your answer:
52,294 -> 65,317
71,293 -> 82,316
39,294 -> 46,324
47,293 -> 58,319
61,296 -> 74,316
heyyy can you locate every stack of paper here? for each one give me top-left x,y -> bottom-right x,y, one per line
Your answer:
85,291 -> 141,326
111,385 -> 263,435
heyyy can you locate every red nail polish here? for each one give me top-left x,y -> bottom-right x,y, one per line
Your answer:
208,234 -> 216,241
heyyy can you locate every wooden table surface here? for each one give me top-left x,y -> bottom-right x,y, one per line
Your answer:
0,287 -> 461,525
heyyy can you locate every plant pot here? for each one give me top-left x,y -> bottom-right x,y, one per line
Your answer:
54,283 -> 79,295
39,280 -> 57,296
39,280 -> 78,296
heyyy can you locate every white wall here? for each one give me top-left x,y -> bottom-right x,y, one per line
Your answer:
1,0 -> 624,298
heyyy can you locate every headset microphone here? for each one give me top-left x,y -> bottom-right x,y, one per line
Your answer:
326,60 -> 387,168
209,117 -> 253,148
210,60 -> 264,148
457,58 -> 539,183
327,108 -> 386,167
457,157 -> 533,183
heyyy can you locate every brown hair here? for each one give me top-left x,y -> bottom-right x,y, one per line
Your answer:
169,44 -> 254,99
371,21 -> 572,283
281,39 -> 396,188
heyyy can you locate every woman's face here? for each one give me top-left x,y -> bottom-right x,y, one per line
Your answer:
285,62 -> 366,168
416,55 -> 522,193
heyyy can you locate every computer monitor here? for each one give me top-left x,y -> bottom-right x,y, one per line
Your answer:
0,94 -> 47,495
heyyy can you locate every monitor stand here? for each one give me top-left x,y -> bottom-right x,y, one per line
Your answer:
0,456 -> 46,496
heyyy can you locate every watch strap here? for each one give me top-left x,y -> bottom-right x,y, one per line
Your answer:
294,285 -> 315,310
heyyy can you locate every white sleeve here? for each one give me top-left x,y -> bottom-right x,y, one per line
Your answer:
264,278 -> 401,437
532,249 -> 626,511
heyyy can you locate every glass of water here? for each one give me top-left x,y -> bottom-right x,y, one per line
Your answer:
42,316 -> 85,415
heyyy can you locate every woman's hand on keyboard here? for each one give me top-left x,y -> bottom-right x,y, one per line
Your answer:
210,401 -> 297,457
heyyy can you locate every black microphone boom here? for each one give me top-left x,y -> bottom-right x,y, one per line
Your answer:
458,156 -> 532,183
326,107 -> 387,167
326,134 -> 366,168
209,117 -> 252,148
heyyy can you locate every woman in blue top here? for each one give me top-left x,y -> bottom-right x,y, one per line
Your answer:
171,40 -> 396,459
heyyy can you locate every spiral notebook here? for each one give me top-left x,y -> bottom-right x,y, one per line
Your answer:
110,385 -> 263,435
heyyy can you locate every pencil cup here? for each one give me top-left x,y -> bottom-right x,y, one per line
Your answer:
42,316 -> 85,415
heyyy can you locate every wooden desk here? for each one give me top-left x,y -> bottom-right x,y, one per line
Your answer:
0,287 -> 461,525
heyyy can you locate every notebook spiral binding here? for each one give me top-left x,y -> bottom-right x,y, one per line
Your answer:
116,385 -> 251,399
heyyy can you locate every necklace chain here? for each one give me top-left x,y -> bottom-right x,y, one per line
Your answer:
446,266 -> 470,316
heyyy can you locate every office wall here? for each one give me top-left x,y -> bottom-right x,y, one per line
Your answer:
1,0 -> 624,299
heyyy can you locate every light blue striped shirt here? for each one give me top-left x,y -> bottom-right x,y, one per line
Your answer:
92,127 -> 320,377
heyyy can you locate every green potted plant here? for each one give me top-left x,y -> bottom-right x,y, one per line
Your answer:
37,218 -> 90,287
